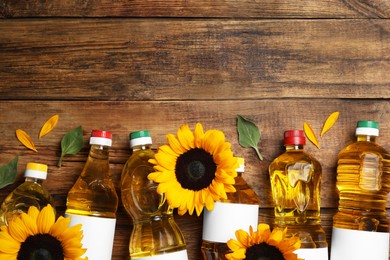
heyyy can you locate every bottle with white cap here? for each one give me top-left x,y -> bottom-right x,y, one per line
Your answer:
65,129 -> 118,260
0,162 -> 54,226
331,120 -> 390,260
121,130 -> 188,259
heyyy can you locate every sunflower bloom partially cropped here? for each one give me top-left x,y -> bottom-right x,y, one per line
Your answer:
226,224 -> 302,260
148,123 -> 238,216
0,204 -> 87,260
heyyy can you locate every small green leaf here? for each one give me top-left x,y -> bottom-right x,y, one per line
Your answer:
237,115 -> 263,161
57,126 -> 83,167
0,156 -> 19,189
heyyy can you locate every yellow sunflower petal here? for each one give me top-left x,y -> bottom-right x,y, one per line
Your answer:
177,124 -> 195,150
37,205 -> 55,234
166,134 -> 186,155
49,216 -> 70,239
154,151 -> 177,171
7,215 -> 31,243
0,228 -> 20,254
193,123 -> 205,148
27,206 -> 40,221
202,129 -> 225,155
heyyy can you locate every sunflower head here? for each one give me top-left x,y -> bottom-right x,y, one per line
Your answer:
0,204 -> 87,260
148,123 -> 238,216
226,224 -> 302,260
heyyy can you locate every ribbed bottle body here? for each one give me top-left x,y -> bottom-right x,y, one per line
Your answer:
333,140 -> 390,231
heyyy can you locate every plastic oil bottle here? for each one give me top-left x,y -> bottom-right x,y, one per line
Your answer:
269,130 -> 328,260
201,157 -> 260,260
0,162 -> 54,226
331,120 -> 390,260
65,130 -> 118,260
121,130 -> 188,259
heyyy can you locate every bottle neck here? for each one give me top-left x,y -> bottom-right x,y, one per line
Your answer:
81,144 -> 111,178
131,144 -> 151,152
25,177 -> 44,185
357,134 -> 377,142
285,144 -> 304,150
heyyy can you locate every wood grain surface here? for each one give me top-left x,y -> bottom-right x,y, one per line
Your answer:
0,0 -> 390,259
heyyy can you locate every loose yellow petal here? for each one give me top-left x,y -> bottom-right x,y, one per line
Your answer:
15,129 -> 37,152
39,114 -> 59,138
320,111 -> 339,136
303,122 -> 320,149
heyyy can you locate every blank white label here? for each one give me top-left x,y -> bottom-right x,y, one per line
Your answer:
295,247 -> 328,260
131,250 -> 188,259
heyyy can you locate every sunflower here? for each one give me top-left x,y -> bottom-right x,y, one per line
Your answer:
226,224 -> 302,260
148,123 -> 238,216
0,204 -> 87,260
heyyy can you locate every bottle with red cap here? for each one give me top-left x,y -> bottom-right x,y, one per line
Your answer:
65,130 -> 118,260
0,162 -> 55,226
331,121 -> 390,260
269,130 -> 328,260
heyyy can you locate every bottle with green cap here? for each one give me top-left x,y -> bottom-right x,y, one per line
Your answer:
331,120 -> 390,260
0,162 -> 55,226
65,129 -> 118,260
121,130 -> 188,259
268,130 -> 328,260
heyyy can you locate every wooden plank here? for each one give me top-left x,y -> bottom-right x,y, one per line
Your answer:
1,0 -> 390,18
1,19 -> 390,100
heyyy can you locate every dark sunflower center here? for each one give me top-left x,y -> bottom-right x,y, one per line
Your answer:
18,234 -> 64,260
175,148 -> 217,191
245,242 -> 285,260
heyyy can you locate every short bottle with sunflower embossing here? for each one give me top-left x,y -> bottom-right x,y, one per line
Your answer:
201,157 -> 260,260
269,130 -> 328,260
65,130 -> 118,260
121,130 -> 188,259
0,162 -> 55,226
331,120 -> 390,260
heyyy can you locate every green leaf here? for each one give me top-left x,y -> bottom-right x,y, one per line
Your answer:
237,115 -> 263,161
0,156 -> 19,189
57,126 -> 83,167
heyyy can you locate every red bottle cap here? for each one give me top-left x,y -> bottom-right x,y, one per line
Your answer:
284,130 -> 306,145
90,130 -> 113,146
91,130 -> 112,139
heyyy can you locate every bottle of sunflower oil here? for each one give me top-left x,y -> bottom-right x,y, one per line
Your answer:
201,157 -> 260,260
0,162 -> 54,226
121,130 -> 188,259
65,130 -> 118,260
269,130 -> 328,260
331,120 -> 390,260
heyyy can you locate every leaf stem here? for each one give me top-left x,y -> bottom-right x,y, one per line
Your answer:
254,147 -> 263,161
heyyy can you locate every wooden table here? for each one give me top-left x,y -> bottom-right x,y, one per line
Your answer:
1,1 -> 390,259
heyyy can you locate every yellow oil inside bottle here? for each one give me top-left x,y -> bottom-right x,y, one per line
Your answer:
269,131 -> 327,249
333,135 -> 390,232
66,145 -> 118,218
121,131 -> 187,258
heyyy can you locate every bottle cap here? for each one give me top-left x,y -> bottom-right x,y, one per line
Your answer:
90,130 -> 113,146
355,120 -> 379,136
129,130 -> 152,148
236,157 -> 245,173
284,130 -> 306,145
24,162 -> 48,179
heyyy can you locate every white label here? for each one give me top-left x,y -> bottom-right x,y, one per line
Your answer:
202,202 -> 259,243
131,250 -> 188,259
331,227 -> 389,260
295,247 -> 328,260
66,213 -> 116,260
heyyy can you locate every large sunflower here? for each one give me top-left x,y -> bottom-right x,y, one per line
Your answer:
0,204 -> 87,260
226,224 -> 302,260
148,123 -> 238,216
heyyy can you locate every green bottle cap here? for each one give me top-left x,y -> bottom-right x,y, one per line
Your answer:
129,130 -> 152,147
356,120 -> 379,136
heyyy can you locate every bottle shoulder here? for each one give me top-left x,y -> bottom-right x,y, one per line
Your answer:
340,141 -> 388,155
270,150 -> 321,168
